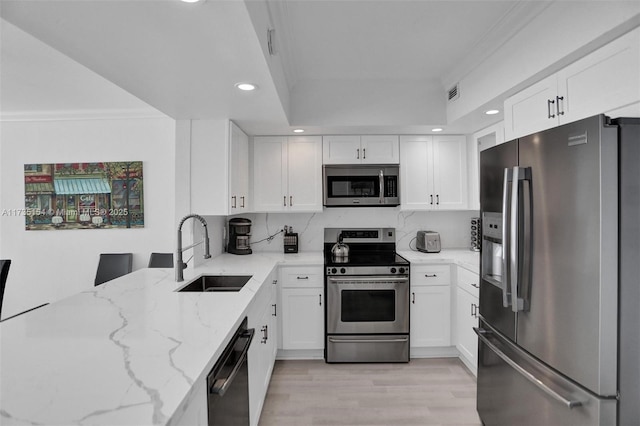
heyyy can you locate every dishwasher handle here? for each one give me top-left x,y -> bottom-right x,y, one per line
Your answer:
209,328 -> 255,396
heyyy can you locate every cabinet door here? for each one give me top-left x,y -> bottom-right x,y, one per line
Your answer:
360,135 -> 400,164
248,300 -> 270,426
432,135 -> 468,210
253,136 -> 287,212
456,286 -> 479,372
229,121 -> 249,213
503,75 -> 558,141
287,136 -> 323,212
281,287 -> 324,350
400,135 -> 433,210
558,27 -> 640,125
322,135 -> 361,164
410,285 -> 451,347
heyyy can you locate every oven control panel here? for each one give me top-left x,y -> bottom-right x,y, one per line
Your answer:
326,266 -> 409,276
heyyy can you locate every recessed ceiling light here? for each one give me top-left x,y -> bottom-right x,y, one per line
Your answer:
432,128 -> 443,132
181,0 -> 202,3
293,129 -> 305,133
485,109 -> 500,115
235,83 -> 257,91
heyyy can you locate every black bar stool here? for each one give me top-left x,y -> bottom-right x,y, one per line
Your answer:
94,253 -> 133,286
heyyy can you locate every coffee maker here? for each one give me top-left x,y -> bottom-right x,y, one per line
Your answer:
227,218 -> 252,255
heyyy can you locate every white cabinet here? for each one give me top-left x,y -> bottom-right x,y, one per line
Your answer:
455,266 -> 479,375
248,270 -> 278,426
323,135 -> 399,164
229,121 -> 250,213
190,120 -> 250,215
279,266 -> 324,351
504,27 -> 640,141
410,264 -> 451,348
400,135 -> 468,210
253,136 -> 323,212
172,379 -> 207,426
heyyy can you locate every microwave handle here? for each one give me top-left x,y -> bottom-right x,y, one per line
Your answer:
379,169 -> 384,204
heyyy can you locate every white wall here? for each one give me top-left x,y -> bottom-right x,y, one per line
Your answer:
0,117 -> 176,319
239,209 -> 479,253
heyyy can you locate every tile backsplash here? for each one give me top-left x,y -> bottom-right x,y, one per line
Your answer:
227,208 -> 479,253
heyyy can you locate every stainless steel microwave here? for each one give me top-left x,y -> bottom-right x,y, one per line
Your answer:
323,164 -> 400,207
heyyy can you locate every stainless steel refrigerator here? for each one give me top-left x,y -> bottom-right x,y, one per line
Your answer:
476,115 -> 639,425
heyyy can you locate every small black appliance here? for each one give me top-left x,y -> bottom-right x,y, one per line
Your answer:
227,218 -> 252,255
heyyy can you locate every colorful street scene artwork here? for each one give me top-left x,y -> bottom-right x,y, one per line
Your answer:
23,161 -> 144,230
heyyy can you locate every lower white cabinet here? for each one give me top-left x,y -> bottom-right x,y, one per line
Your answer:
172,378 -> 207,426
279,266 -> 324,351
410,264 -> 451,348
247,270 -> 278,426
455,266 -> 479,375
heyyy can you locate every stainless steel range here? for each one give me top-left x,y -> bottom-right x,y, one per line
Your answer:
324,228 -> 410,363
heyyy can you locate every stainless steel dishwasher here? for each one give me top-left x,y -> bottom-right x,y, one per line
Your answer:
207,317 -> 254,426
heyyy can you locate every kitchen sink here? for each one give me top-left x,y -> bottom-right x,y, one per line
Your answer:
176,275 -> 252,292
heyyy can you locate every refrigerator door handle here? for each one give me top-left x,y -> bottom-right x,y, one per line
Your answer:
510,166 -> 531,313
474,328 -> 583,409
502,168 -> 513,308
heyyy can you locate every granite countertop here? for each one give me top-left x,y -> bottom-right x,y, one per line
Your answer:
398,248 -> 480,274
0,252 -> 322,426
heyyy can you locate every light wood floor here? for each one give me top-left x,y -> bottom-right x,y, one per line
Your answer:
259,358 -> 482,426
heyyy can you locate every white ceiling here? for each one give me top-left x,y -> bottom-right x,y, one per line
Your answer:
0,0 -> 619,136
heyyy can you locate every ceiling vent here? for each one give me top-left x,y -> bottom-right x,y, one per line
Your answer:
448,84 -> 460,102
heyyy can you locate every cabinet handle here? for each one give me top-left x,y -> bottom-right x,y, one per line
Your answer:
430,194 -> 433,205
363,148 -> 366,159
356,148 -> 360,159
556,96 -> 564,116
436,194 -> 439,205
232,196 -> 237,209
290,195 -> 293,206
547,99 -> 556,119
319,294 -> 322,306
471,303 -> 478,318
471,283 -> 479,288
240,196 -> 245,208
425,274 -> 437,278
272,279 -> 278,285
297,276 -> 309,280
412,292 -> 416,304
272,304 -> 277,317
283,196 -> 287,206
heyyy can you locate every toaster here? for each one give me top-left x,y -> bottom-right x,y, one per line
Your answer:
416,231 -> 441,253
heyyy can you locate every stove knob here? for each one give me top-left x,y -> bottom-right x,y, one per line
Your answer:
340,268 -> 346,274
399,267 -> 406,274
390,267 -> 397,274
331,268 -> 337,274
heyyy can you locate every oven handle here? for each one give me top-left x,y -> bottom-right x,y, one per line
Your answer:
327,276 -> 408,284
328,337 -> 409,344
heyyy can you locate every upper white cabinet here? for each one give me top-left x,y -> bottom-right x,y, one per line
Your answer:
190,119 -> 250,215
323,135 -> 399,164
253,136 -> 323,212
229,121 -> 250,213
504,27 -> 640,140
400,135 -> 468,210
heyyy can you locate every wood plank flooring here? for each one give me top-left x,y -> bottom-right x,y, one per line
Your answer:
259,358 -> 482,426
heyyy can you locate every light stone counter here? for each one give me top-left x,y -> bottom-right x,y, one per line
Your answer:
398,249 -> 480,274
0,252 -> 323,426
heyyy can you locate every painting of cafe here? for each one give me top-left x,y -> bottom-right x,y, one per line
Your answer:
23,161 -> 144,230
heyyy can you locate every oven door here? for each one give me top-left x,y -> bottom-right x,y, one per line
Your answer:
326,275 -> 409,334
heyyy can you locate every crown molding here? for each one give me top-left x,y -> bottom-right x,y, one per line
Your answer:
0,108 -> 169,122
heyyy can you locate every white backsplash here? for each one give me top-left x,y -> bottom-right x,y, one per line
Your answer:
225,208 -> 479,253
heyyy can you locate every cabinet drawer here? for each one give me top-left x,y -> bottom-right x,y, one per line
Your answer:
410,264 -> 451,286
279,266 -> 323,288
457,266 -> 479,298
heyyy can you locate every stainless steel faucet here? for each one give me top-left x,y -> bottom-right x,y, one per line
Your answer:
176,213 -> 211,282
